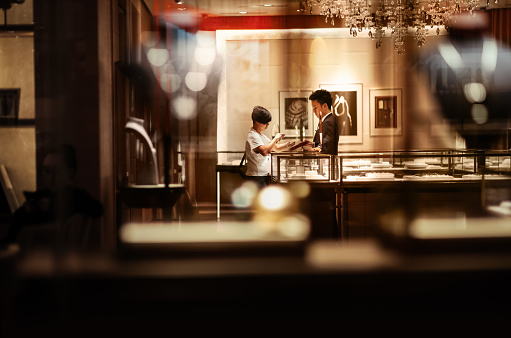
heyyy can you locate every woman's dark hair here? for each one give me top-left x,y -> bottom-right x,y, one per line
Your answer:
251,106 -> 272,124
309,89 -> 332,110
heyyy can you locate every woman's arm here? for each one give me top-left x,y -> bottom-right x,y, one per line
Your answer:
254,133 -> 285,156
273,141 -> 295,152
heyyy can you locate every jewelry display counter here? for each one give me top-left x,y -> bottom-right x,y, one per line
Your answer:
214,150 -> 511,241
271,152 -> 340,183
270,152 -> 341,239
336,150 -> 511,241
270,150 -> 511,241
339,149 -> 511,183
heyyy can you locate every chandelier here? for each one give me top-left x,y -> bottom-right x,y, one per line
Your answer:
303,0 -> 481,54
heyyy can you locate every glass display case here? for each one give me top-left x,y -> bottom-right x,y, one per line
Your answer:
450,150 -> 511,177
267,150 -> 511,243
336,150 -> 511,243
270,150 -> 511,184
339,150 -> 451,182
339,150 -> 511,182
271,152 -> 340,183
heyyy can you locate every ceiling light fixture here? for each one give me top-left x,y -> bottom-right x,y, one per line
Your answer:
303,0 -> 480,54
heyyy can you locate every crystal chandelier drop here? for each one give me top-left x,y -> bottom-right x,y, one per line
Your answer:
304,0 -> 479,54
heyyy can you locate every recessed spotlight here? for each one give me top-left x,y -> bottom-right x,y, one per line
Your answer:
263,4 -> 272,6
239,11 -> 247,14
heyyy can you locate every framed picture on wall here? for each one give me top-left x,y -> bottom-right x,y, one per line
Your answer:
369,88 -> 402,136
279,91 -> 314,138
319,83 -> 363,144
0,89 -> 20,124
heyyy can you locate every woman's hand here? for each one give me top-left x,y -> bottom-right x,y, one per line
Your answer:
286,141 -> 295,148
274,133 -> 285,142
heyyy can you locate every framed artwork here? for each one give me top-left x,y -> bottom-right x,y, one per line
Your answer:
369,88 -> 402,136
279,91 -> 313,138
0,88 -> 20,123
319,83 -> 363,144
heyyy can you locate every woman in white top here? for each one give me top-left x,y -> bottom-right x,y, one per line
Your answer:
245,106 -> 293,188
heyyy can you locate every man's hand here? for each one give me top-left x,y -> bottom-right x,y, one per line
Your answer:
302,140 -> 320,152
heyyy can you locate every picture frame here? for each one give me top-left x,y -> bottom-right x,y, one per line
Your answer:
0,88 -> 20,124
279,90 -> 314,138
369,88 -> 402,136
319,83 -> 363,144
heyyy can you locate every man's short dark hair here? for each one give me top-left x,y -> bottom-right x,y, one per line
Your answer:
309,89 -> 332,110
251,106 -> 272,124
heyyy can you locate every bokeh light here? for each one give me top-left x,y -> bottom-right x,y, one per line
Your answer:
277,215 -> 311,238
463,83 -> 486,103
159,72 -> 181,93
147,48 -> 169,67
172,96 -> 197,120
231,181 -> 258,208
288,181 -> 311,199
258,185 -> 292,211
471,104 -> 489,124
194,47 -> 216,66
185,71 -> 207,91
196,30 -> 216,48
141,31 -> 158,48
